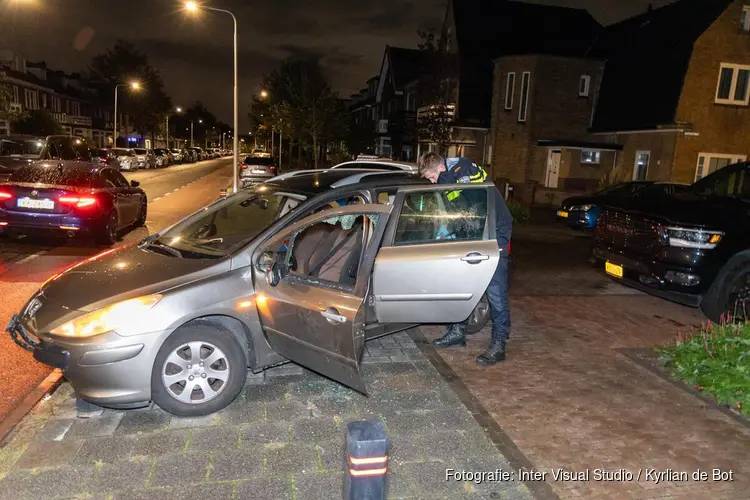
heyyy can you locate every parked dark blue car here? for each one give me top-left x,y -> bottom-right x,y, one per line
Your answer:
556,181 -> 689,230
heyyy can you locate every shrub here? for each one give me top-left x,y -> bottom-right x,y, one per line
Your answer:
597,165 -> 629,190
507,200 -> 531,223
659,318 -> 750,416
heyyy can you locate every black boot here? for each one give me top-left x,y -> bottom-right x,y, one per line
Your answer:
476,340 -> 506,365
433,324 -> 467,348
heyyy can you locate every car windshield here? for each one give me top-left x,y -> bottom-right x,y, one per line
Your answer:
0,138 -> 45,158
690,164 -> 750,198
595,182 -> 648,196
112,148 -> 131,155
10,166 -> 94,186
244,157 -> 274,165
152,186 -> 289,258
133,149 -> 147,154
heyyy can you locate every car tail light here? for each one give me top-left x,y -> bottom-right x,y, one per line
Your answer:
241,164 -> 248,169
59,195 -> 97,208
270,165 -> 276,171
0,190 -> 13,200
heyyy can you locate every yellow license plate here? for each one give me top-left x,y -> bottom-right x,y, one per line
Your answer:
557,210 -> 569,218
605,262 -> 623,278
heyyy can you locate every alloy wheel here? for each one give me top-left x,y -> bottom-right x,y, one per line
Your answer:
161,341 -> 230,404
107,213 -> 117,242
469,295 -> 490,327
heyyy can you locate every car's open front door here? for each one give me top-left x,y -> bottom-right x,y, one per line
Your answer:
372,183 -> 501,323
252,204 -> 393,393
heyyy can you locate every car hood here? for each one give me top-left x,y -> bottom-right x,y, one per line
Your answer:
39,244 -> 230,313
604,193 -> 749,229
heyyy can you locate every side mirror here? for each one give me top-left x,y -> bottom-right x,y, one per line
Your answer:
130,180 -> 140,188
256,251 -> 274,272
265,262 -> 282,287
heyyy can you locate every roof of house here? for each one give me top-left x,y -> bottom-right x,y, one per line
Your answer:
590,0 -> 733,132
386,46 -> 426,89
449,0 -> 601,127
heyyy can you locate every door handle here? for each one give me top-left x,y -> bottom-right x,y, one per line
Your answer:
320,308 -> 346,324
461,252 -> 490,264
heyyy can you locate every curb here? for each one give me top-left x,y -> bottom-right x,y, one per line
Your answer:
0,370 -> 63,446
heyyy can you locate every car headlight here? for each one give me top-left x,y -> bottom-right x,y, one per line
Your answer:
570,204 -> 594,212
666,227 -> 723,249
50,294 -> 162,338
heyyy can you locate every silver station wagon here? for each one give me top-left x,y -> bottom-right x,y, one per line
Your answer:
8,170 -> 503,416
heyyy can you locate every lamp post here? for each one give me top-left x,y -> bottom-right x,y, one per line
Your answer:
185,1 -> 239,192
113,81 -> 140,147
190,119 -> 202,147
166,106 -> 182,149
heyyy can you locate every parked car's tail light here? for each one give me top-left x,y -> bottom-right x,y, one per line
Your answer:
270,165 -> 276,171
241,164 -> 248,169
59,195 -> 97,208
666,227 -> 723,249
0,190 -> 13,200
50,294 -> 163,338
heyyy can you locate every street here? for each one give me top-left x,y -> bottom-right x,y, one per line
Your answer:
0,157 -> 235,423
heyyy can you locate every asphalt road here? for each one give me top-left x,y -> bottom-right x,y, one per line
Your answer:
0,157 -> 236,422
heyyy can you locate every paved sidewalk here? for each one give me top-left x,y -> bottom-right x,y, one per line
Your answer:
422,295 -> 750,500
0,330 -> 534,500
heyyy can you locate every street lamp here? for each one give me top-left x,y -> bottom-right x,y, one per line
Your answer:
260,90 -> 268,99
190,119 -> 203,147
113,81 -> 140,146
185,0 -> 239,192
166,106 -> 182,149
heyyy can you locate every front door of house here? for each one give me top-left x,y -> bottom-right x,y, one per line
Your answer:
633,151 -> 650,181
546,150 -> 561,188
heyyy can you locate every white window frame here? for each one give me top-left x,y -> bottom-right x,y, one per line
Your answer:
71,101 -> 81,116
51,96 -> 61,113
504,72 -> 515,110
12,86 -> 20,104
580,149 -> 600,164
579,75 -> 591,97
742,5 -> 750,31
24,89 -> 39,110
715,63 -> 750,105
518,72 -> 531,123
633,150 -> 650,181
694,152 -> 748,181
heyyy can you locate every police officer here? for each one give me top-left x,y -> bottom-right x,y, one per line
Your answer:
417,152 -> 513,365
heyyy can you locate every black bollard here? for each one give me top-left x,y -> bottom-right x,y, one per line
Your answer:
344,420 -> 389,500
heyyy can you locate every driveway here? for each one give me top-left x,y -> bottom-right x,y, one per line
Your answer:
423,221 -> 750,499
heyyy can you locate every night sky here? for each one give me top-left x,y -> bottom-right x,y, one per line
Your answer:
1,0 -> 675,130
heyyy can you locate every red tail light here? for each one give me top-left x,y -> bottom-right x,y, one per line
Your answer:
59,195 -> 97,208
0,191 -> 13,200
270,165 -> 276,171
241,164 -> 248,169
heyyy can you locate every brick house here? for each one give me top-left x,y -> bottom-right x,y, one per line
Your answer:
0,50 -> 116,145
434,0 -> 600,169
591,0 -> 750,185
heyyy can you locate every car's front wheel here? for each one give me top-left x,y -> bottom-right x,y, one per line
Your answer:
151,323 -> 247,416
702,253 -> 750,323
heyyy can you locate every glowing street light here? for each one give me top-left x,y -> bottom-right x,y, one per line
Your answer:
113,81 -> 141,146
184,0 -> 239,191
260,90 -> 268,99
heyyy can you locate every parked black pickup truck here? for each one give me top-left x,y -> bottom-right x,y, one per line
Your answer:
591,161 -> 750,322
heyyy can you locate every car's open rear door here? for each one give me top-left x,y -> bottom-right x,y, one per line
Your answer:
372,183 -> 501,323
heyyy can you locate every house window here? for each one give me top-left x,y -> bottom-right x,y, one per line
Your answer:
71,101 -> 81,116
518,72 -> 530,122
579,75 -> 591,97
715,63 -> 750,105
51,96 -> 61,112
504,72 -> 515,110
695,153 -> 748,181
742,6 -> 750,31
633,151 -> 650,181
24,89 -> 39,110
12,86 -> 20,104
581,149 -> 600,164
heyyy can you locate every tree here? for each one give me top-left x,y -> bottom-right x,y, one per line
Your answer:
415,28 -> 459,155
88,40 -> 172,141
0,71 -> 15,123
11,109 -> 63,135
265,58 -> 346,168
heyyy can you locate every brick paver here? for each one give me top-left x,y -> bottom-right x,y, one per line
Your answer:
422,223 -> 750,499
0,331 -> 534,500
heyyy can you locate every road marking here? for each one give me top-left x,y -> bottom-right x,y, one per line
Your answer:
15,251 -> 47,265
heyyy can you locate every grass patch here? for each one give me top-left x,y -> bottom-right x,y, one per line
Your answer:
506,201 -> 531,223
659,320 -> 750,416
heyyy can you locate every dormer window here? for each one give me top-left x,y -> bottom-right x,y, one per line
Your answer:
742,5 -> 750,31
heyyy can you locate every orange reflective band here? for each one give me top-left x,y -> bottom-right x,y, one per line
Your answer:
349,467 -> 387,477
349,456 -> 387,465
